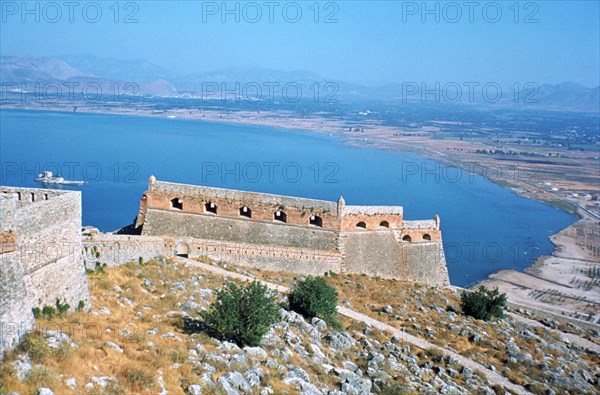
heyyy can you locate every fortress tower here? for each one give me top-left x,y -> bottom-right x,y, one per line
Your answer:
0,187 -> 90,356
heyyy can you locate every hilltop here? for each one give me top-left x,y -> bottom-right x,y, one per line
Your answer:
1,257 -> 598,395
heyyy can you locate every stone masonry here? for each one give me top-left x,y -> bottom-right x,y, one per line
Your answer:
133,177 -> 450,285
0,187 -> 90,356
0,178 -> 449,355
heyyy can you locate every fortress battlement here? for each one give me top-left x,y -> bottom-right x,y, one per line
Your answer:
133,177 -> 449,286
344,206 -> 404,216
135,177 -> 426,235
151,180 -> 338,212
1,186 -> 67,209
403,219 -> 439,229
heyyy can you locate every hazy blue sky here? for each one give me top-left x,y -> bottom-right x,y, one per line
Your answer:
1,1 -> 599,86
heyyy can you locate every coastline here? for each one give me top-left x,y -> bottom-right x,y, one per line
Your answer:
2,104 -> 598,323
480,209 -> 599,324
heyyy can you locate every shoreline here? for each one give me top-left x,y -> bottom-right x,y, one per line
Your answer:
480,208 -> 600,324
2,104 -> 598,323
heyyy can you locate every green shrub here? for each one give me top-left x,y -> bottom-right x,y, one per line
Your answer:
324,270 -> 338,278
56,298 -> 70,315
201,280 -> 280,347
95,262 -> 107,273
460,286 -> 507,321
289,276 -> 339,327
77,300 -> 85,312
41,305 -> 56,318
32,299 -> 71,319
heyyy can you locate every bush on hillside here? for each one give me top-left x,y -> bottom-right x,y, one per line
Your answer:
201,280 -> 280,347
289,276 -> 340,328
460,286 -> 507,321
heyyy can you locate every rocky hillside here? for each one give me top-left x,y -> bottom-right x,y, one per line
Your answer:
1,258 -> 598,395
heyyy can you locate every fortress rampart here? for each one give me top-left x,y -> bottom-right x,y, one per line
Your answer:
135,179 -> 440,238
0,187 -> 90,356
0,179 -> 449,355
133,177 -> 449,285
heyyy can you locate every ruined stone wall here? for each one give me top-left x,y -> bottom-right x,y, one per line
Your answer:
84,230 -> 449,285
0,187 -> 90,356
0,252 -> 31,356
0,192 -> 32,355
83,235 -> 172,268
1,192 -> 32,356
83,234 -> 342,276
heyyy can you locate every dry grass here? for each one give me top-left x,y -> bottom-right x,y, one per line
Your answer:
3,258 -> 598,394
0,258 -> 230,395
2,259 -> 374,395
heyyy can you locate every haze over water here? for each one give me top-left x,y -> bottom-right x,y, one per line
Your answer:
0,109 -> 575,286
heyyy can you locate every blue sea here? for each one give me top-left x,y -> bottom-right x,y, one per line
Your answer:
0,109 -> 575,286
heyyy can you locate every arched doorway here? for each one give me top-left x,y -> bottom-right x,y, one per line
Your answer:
379,221 -> 390,228
175,242 -> 190,258
356,221 -> 367,229
402,235 -> 412,242
423,234 -> 431,241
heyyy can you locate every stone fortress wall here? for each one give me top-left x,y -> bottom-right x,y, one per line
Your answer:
0,178 -> 449,355
133,177 -> 449,285
0,187 -> 90,356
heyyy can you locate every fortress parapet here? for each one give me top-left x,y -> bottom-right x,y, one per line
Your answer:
136,180 -> 340,229
134,177 -> 449,286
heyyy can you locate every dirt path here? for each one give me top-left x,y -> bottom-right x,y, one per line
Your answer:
179,258 -> 533,395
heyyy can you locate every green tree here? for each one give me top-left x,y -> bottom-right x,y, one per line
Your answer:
201,281 -> 280,347
460,286 -> 507,321
289,276 -> 340,328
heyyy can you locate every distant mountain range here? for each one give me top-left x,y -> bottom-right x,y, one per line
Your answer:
0,55 -> 177,97
1,55 -> 598,112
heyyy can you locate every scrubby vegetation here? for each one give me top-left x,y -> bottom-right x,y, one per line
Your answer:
2,258 -> 598,395
289,276 -> 340,328
201,280 -> 280,347
460,286 -> 507,321
237,265 -> 600,395
32,298 -> 71,319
